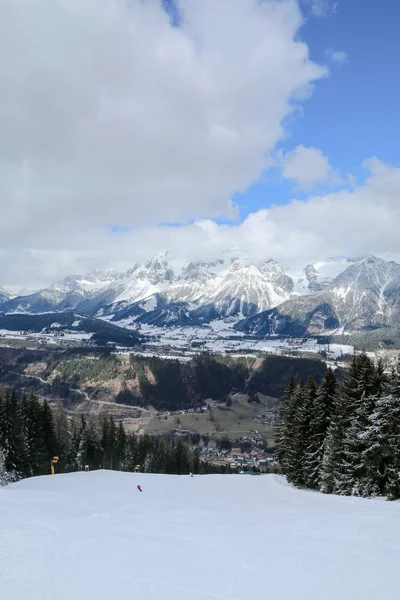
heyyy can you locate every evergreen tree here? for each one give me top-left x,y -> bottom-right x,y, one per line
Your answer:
115,421 -> 126,471
276,377 -> 296,472
122,433 -> 138,472
320,355 -> 371,495
0,447 -> 18,486
366,369 -> 400,499
287,380 -> 315,486
101,417 -> 117,469
174,440 -> 189,475
192,447 -> 200,474
64,415 -> 82,472
79,419 -> 102,470
0,391 -> 29,476
54,402 -> 71,468
338,355 -> 382,496
42,400 -> 57,465
0,387 -> 232,483
304,368 -> 337,489
23,394 -> 50,475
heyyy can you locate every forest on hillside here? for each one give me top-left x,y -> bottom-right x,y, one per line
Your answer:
0,389 -> 231,486
0,347 -> 329,411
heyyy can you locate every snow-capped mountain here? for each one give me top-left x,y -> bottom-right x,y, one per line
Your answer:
2,270 -> 123,314
0,253 -> 294,324
176,258 -> 293,315
103,256 -> 294,325
3,254 -> 400,341
236,256 -> 400,337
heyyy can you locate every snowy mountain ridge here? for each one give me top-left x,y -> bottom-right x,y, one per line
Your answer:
236,255 -> 400,338
3,254 -> 400,338
1,253 -> 298,320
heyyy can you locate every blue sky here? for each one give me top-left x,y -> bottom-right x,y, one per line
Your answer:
233,0 -> 400,218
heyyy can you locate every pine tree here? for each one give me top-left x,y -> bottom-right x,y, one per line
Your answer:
42,400 -> 57,465
192,447 -> 200,474
101,417 -> 117,469
304,368 -> 337,489
371,368 -> 400,499
282,381 -> 314,486
292,380 -> 315,486
54,402 -> 70,468
0,391 -> 28,476
64,415 -> 82,472
319,359 -> 360,495
115,422 -> 126,471
79,419 -> 102,470
23,394 -> 51,475
0,447 -> 18,486
122,433 -> 138,472
276,377 -> 296,473
174,440 -> 189,474
324,355 -> 374,495
339,355 -> 383,496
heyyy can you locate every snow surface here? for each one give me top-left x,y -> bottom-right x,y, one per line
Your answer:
138,322 -> 353,358
1,472 -> 399,600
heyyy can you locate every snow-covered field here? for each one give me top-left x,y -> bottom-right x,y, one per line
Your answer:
1,472 -> 399,600
138,322 -> 354,358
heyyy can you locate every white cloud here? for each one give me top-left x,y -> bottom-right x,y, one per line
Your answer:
280,145 -> 334,190
3,159 -> 400,289
326,49 -> 348,65
4,1 -> 393,291
0,0 -> 324,255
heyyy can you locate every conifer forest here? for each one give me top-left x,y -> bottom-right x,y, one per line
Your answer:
277,354 -> 400,500
0,390 -> 224,485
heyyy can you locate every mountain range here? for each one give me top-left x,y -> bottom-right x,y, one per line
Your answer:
235,255 -> 400,342
1,254 -> 400,343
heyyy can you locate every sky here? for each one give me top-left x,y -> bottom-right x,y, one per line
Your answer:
1,0 -> 400,288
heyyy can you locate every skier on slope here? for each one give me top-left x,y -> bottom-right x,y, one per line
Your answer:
137,485 -> 142,492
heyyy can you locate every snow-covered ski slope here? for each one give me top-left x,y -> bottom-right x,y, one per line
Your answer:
1,472 -> 399,600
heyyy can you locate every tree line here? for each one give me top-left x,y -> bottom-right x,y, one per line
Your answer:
118,354 -> 327,411
0,389 -> 226,485
276,354 -> 400,500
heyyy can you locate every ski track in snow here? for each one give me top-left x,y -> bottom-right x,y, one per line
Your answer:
0,472 -> 399,600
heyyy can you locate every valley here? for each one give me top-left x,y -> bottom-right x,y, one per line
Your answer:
1,252 -> 400,465
0,345 -> 329,466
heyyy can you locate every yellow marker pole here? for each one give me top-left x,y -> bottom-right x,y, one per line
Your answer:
50,456 -> 59,475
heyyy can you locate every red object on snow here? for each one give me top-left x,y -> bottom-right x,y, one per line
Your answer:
137,485 -> 142,492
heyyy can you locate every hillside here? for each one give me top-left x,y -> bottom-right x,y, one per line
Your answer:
0,312 -> 142,347
0,348 -> 327,408
1,472 -> 399,600
0,348 -> 329,442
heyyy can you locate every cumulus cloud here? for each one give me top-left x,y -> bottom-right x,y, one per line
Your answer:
3,159 -> 400,288
4,1 -> 393,291
280,145 -> 334,190
125,159 -> 400,269
0,0 -> 324,253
